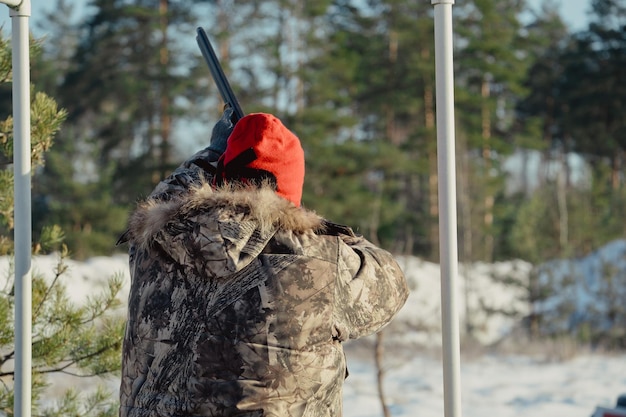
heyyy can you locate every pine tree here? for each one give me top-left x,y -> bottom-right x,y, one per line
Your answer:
455,0 -> 531,262
0,32 -> 124,416
294,0 -> 435,257
29,0 -> 224,257
511,0 -> 626,261
562,0 -> 626,190
508,5 -> 573,260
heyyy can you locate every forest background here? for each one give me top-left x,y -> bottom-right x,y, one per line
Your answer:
1,0 -> 625,267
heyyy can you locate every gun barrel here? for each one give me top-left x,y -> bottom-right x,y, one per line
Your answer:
196,27 -> 245,122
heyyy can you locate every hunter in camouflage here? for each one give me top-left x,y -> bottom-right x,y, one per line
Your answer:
119,112 -> 409,417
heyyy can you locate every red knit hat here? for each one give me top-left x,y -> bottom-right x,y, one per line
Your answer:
218,113 -> 305,207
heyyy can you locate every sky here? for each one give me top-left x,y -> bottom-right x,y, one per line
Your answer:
527,0 -> 592,30
5,237 -> 626,416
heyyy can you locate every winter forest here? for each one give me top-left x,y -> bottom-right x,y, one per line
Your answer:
0,0 -> 625,415
4,0 -> 624,264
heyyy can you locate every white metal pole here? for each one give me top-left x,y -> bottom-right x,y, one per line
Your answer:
431,1 -> 462,417
4,1 -> 33,416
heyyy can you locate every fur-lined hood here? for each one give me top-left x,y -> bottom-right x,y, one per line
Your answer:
127,182 -> 325,277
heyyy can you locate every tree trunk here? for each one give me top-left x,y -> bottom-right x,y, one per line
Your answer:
458,133 -> 474,335
292,0 -> 305,113
375,331 -> 391,417
217,0 -> 232,113
481,75 -> 494,261
159,0 -> 171,180
556,152 -> 568,253
612,151 -> 622,190
423,48 -> 438,261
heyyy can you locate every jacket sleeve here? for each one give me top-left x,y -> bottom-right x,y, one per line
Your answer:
148,146 -> 220,200
333,234 -> 409,340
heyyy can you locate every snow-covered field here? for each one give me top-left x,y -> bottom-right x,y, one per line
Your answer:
343,349 -> 626,417
3,240 -> 626,417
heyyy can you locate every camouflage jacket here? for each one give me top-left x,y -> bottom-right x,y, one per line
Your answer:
120,167 -> 408,417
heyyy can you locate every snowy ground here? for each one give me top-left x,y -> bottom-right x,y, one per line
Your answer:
2,241 -> 626,416
343,347 -> 626,417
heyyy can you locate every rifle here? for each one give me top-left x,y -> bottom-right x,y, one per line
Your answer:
196,27 -> 245,123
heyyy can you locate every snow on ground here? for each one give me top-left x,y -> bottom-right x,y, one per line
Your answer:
2,240 -> 626,416
343,348 -> 626,417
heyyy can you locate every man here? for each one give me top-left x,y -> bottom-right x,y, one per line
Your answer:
119,110 -> 409,417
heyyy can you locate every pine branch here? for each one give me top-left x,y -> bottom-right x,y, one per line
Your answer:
1,351 -> 14,367
33,254 -> 68,322
37,342 -> 119,375
0,342 -> 119,378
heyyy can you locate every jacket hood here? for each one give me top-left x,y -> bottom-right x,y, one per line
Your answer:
127,182 -> 324,277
